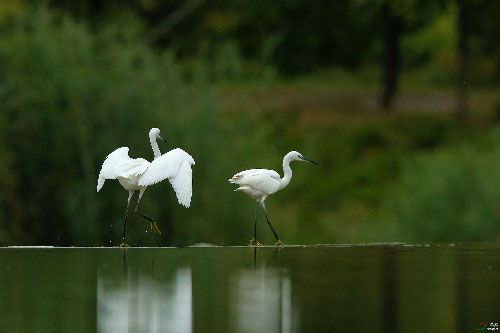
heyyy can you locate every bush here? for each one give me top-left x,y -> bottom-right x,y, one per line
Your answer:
382,133 -> 500,242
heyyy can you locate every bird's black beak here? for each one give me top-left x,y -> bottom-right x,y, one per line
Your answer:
301,156 -> 319,165
159,134 -> 167,143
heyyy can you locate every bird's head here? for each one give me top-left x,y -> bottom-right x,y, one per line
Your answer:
149,127 -> 167,142
288,151 -> 319,165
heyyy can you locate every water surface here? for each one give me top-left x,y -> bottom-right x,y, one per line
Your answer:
0,243 -> 499,332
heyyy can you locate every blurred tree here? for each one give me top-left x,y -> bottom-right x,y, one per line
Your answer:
143,0 -> 206,45
381,0 -> 403,111
467,0 -> 500,84
378,0 -> 447,110
457,0 -> 500,120
3,1 -> 500,246
0,0 -> 24,22
456,0 -> 468,125
0,3 -> 276,246
40,0 -> 500,90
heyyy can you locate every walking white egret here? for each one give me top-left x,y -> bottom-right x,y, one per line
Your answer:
229,151 -> 318,246
97,128 -> 195,247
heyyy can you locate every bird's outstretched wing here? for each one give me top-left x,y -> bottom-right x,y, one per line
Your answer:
138,148 -> 195,207
114,157 -> 150,178
168,159 -> 193,207
230,169 -> 281,183
97,147 -> 150,192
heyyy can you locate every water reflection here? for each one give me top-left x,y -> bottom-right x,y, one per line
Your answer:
96,248 -> 297,333
0,244 -> 498,332
230,267 -> 296,332
97,253 -> 192,332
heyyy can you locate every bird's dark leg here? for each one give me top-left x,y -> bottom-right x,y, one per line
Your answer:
262,202 -> 285,247
134,188 -> 162,235
249,203 -> 262,246
120,191 -> 134,247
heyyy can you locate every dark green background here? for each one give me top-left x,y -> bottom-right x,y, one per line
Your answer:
0,1 -> 500,246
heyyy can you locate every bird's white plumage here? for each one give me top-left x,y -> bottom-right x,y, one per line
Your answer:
97,133 -> 195,207
97,128 -> 195,246
97,147 -> 150,192
229,151 -> 318,245
97,147 -> 130,185
229,151 -> 318,202
229,169 -> 281,199
138,148 -> 194,185
168,159 -> 194,207
115,157 -> 150,179
138,148 -> 195,207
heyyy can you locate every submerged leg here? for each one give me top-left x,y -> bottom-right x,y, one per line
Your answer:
262,201 -> 285,247
249,203 -> 262,246
135,188 -> 162,235
120,190 -> 134,247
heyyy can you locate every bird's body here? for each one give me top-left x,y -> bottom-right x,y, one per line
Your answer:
229,151 -> 318,246
98,147 -> 148,192
97,128 -> 195,246
231,169 -> 282,200
98,147 -> 194,205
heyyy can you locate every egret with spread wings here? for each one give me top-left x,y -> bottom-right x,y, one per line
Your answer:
97,128 -> 195,247
229,151 -> 318,246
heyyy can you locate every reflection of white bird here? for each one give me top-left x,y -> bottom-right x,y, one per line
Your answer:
229,151 -> 318,246
97,128 -> 195,247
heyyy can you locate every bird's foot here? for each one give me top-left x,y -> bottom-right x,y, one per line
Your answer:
248,238 -> 262,246
151,222 -> 162,235
274,240 -> 286,247
120,242 -> 129,248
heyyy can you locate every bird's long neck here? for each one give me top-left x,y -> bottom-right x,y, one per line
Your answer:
280,154 -> 293,190
150,135 -> 161,159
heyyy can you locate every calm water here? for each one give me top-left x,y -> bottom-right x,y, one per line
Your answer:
0,244 -> 499,332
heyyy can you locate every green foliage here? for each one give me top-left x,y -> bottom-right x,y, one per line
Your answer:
25,0 -> 500,83
402,9 -> 455,70
257,107 -> 470,244
382,132 -> 500,242
1,3 -> 500,246
213,42 -> 243,82
0,5 -> 272,246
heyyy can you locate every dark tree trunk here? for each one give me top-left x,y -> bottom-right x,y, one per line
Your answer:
456,0 -> 469,125
381,1 -> 403,111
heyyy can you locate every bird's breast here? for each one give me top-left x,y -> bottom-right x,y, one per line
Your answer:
238,186 -> 267,200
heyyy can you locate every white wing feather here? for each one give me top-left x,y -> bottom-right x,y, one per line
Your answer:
97,147 -> 129,192
97,147 -> 150,192
229,169 -> 281,194
138,148 -> 195,207
114,158 -> 150,178
168,160 -> 193,207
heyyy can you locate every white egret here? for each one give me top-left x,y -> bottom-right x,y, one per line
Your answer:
97,128 -> 195,247
229,151 -> 318,246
